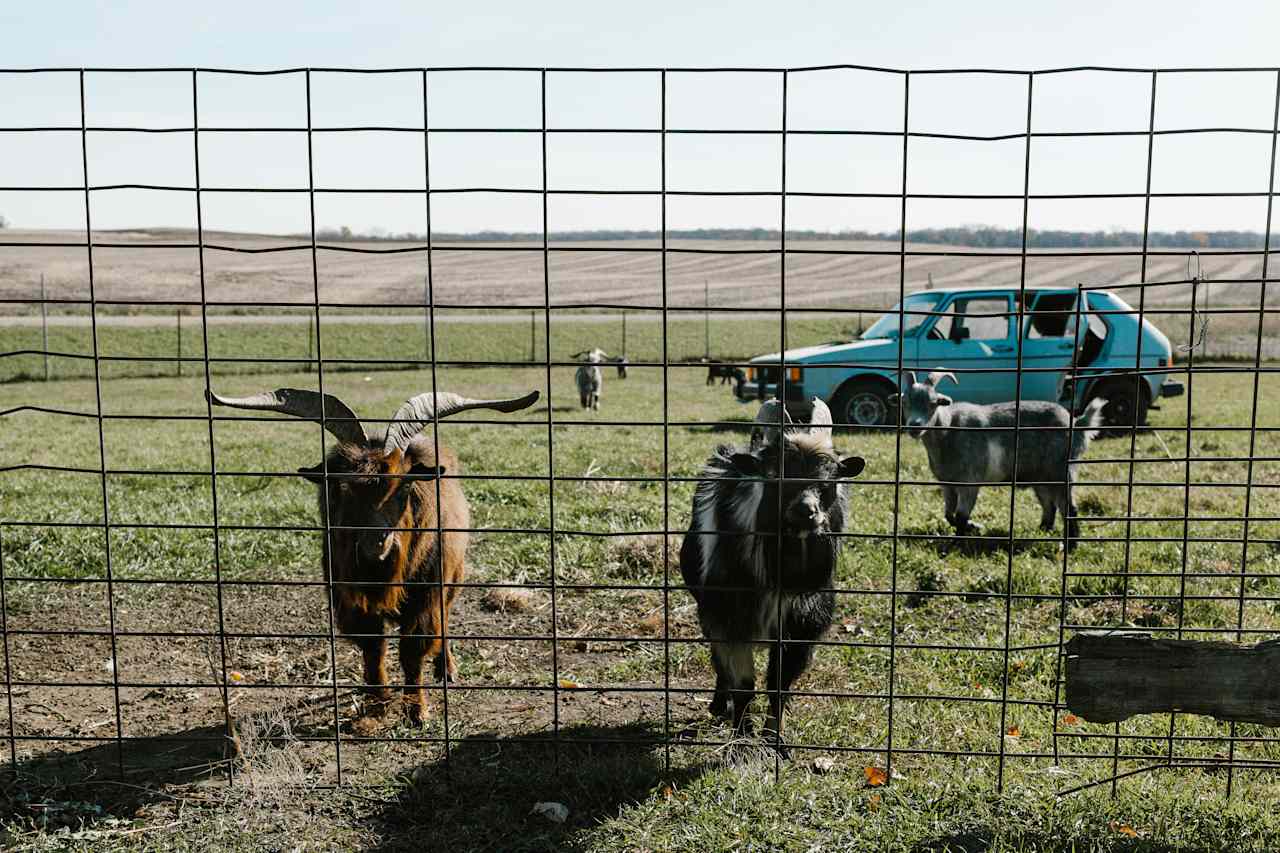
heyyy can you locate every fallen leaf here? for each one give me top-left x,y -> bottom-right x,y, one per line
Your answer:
863,765 -> 887,786
1060,713 -> 1080,726
1109,821 -> 1138,838
531,801 -> 569,824
811,756 -> 836,774
660,785 -> 674,800
868,793 -> 882,811
228,671 -> 245,683
558,679 -> 583,690
1006,725 -> 1021,737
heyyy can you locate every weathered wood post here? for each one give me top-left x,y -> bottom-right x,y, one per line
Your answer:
1065,631 -> 1280,726
176,310 -> 182,377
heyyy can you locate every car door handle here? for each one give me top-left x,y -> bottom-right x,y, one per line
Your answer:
991,345 -> 1014,353
1057,342 -> 1075,351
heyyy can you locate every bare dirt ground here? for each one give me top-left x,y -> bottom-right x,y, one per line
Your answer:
5,563 -> 705,793
0,228 -> 1268,313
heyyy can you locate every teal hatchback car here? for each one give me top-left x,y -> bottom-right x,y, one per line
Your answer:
736,286 -> 1184,428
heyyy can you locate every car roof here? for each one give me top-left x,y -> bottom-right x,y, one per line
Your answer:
909,285 -> 1113,298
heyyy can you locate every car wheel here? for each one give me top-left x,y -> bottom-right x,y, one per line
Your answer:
1092,378 -> 1149,434
832,379 -> 896,429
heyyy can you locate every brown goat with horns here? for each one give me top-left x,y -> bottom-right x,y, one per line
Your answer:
208,386 -> 539,724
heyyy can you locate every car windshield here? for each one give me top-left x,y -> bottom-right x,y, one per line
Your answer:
861,292 -> 946,340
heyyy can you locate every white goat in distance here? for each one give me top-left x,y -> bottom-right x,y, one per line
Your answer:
572,348 -> 607,411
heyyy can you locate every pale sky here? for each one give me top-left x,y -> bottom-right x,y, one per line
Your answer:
1,0 -> 1279,235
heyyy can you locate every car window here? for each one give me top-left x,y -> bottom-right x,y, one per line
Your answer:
861,291 -> 945,340
937,296 -> 1010,341
1027,292 -> 1077,338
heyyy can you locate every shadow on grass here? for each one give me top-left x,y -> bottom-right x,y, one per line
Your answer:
898,524 -> 1065,559
687,415 -> 754,435
530,404 -> 581,416
367,721 -> 702,853
1,724 -> 232,829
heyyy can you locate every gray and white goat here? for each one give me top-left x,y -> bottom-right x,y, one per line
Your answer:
572,348 -> 607,411
680,399 -> 865,744
896,371 -> 1105,549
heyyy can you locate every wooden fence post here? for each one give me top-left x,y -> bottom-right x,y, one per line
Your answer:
1065,631 -> 1280,726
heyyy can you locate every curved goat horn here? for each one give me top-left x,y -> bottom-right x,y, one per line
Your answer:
927,370 -> 959,389
750,398 -> 794,451
807,398 -> 834,441
384,390 -> 540,453
206,387 -> 367,446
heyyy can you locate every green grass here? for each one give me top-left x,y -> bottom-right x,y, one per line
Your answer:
0,312 -> 863,382
4,338 -> 1280,850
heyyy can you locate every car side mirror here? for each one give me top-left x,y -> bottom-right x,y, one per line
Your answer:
950,326 -> 971,342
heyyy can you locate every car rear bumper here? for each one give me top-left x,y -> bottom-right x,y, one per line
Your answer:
735,381 -> 806,403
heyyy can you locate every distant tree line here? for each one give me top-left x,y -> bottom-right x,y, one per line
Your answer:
312,225 -> 1278,248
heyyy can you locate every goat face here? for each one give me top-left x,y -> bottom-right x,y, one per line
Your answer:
728,435 -> 865,539
897,370 -> 957,439
300,446 -> 443,578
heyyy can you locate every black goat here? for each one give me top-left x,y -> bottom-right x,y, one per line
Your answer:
679,399 -> 865,746
705,360 -> 743,386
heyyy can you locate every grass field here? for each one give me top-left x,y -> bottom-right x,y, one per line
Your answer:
0,312 -> 868,383
4,332 -> 1280,849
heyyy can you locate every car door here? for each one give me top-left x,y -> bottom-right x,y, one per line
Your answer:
914,292 -> 1017,404
1017,290 -> 1080,402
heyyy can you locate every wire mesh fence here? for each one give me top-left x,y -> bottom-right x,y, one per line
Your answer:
1,65 -> 1279,803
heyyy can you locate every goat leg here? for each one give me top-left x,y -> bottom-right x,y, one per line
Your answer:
345,611 -> 393,715
764,636 -> 817,759
398,623 -> 430,725
709,671 -> 731,719
712,642 -> 755,734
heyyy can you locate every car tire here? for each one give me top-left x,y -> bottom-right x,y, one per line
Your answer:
1091,378 -> 1150,434
831,379 -> 897,429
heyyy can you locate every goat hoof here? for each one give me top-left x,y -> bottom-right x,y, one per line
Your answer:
433,655 -> 458,683
360,692 -> 394,718
404,700 -> 429,727
348,713 -> 390,737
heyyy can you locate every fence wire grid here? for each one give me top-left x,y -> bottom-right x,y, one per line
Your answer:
2,65 -> 1280,800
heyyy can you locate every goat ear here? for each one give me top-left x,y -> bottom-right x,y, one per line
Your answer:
297,462 -> 327,484
837,456 -> 866,479
404,463 -> 445,481
729,453 -> 763,477
936,395 -> 952,407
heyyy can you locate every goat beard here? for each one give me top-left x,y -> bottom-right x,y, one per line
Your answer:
337,531 -> 411,617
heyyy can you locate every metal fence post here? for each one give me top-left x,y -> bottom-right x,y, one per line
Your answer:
307,314 -> 314,374
40,274 -> 49,381
704,278 -> 710,359
176,310 -> 182,377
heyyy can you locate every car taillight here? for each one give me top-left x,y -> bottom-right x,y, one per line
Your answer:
787,367 -> 803,382
747,367 -> 757,381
